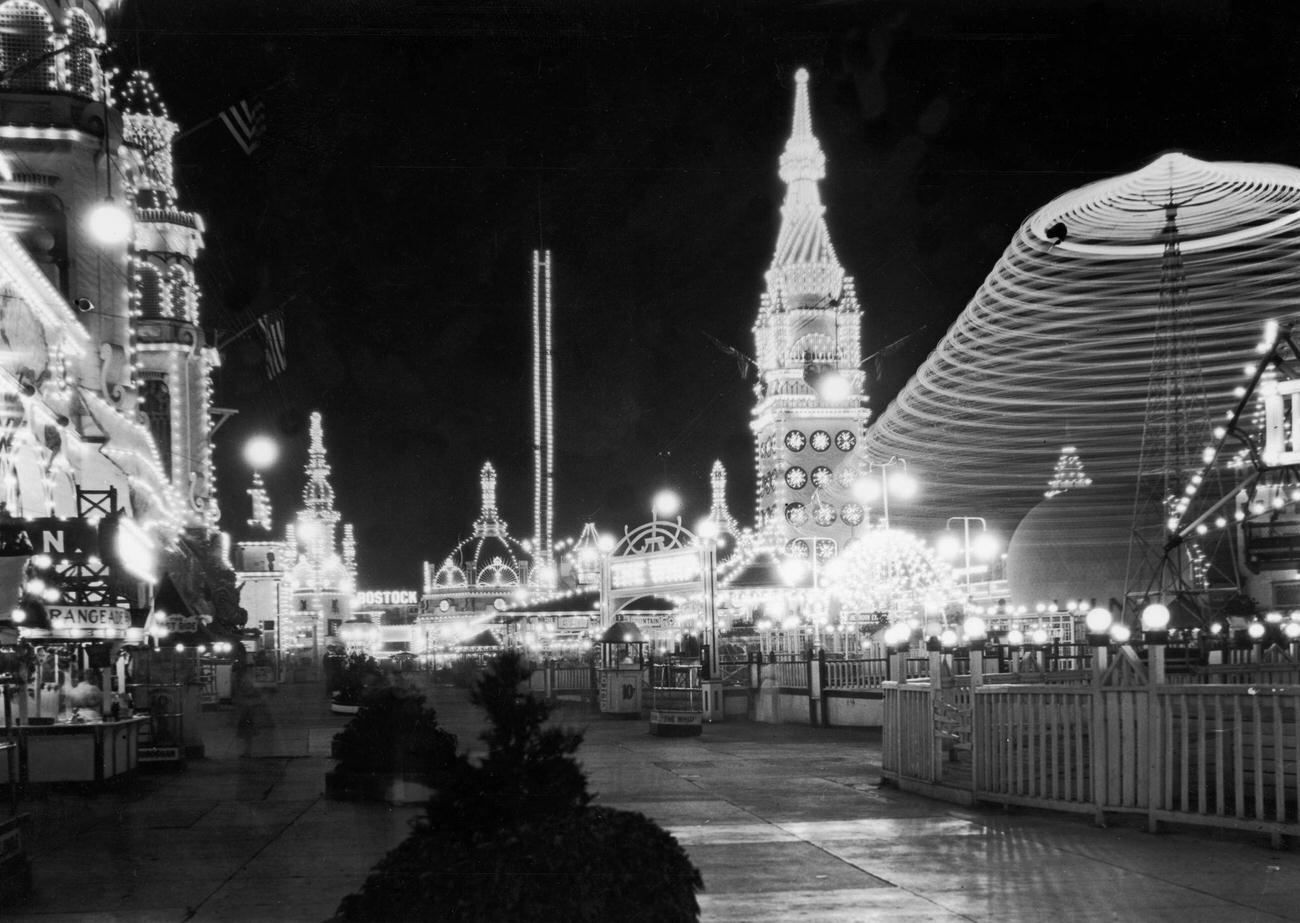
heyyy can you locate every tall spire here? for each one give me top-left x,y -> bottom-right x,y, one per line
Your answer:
708,460 -> 741,538
767,68 -> 844,299
474,461 -> 508,537
302,411 -> 340,525
532,250 -> 554,559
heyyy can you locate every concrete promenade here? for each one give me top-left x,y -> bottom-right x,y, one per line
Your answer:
5,678 -> 1300,922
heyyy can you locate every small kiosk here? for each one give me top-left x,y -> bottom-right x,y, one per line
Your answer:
598,621 -> 645,716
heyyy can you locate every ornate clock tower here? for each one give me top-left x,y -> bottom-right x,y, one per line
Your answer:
751,69 -> 869,564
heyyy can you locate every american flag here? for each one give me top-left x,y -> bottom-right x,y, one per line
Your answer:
256,309 -> 287,379
219,98 -> 266,156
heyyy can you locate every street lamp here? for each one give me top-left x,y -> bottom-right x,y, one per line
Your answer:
652,489 -> 681,520
244,435 -> 279,470
937,517 -> 1000,594
850,456 -> 917,528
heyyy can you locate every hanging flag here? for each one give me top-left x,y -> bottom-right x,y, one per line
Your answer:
219,98 -> 266,156
255,309 -> 287,379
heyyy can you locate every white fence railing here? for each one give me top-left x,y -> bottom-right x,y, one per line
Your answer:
884,648 -> 1300,843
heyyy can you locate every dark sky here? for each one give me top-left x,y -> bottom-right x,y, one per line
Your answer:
117,0 -> 1300,586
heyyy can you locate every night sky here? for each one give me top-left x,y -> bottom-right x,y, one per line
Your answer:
116,0 -> 1300,586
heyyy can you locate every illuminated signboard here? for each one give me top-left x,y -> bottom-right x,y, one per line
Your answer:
610,552 -> 700,590
355,590 -> 419,607
49,606 -> 130,635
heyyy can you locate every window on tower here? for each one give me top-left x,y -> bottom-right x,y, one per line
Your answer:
138,376 -> 171,475
0,2 -> 54,93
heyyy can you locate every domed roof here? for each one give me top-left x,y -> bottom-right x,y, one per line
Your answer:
1006,487 -> 1139,608
866,152 -> 1300,524
440,462 -> 533,588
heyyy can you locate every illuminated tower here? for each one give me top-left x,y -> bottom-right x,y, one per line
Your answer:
286,411 -> 356,650
121,70 -> 220,533
751,68 -> 868,562
532,250 -> 554,560
707,460 -> 741,543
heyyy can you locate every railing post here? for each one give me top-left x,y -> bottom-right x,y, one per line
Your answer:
818,649 -> 829,728
1091,644 -> 1109,826
1147,640 -> 1165,833
970,648 -> 984,691
806,648 -> 819,725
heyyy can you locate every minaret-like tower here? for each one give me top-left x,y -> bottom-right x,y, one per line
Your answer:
475,461 -> 506,538
122,70 -> 220,533
751,68 -> 868,562
286,412 -> 355,651
707,460 -> 741,541
532,250 -> 554,559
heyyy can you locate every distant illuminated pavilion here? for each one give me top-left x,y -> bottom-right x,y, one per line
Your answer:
866,152 -> 1300,528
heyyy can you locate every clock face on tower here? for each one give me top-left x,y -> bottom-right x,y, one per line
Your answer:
835,430 -> 857,451
811,466 -> 833,489
784,430 -> 807,452
810,430 -> 831,452
785,466 -> 808,489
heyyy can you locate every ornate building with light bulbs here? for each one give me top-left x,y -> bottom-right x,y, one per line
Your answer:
233,412 -> 357,661
0,1 -> 240,641
751,69 -> 871,563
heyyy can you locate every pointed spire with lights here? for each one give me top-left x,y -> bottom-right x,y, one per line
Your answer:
302,411 -> 340,526
247,471 -> 272,531
708,460 -> 741,539
766,68 -> 845,300
472,461 -> 507,537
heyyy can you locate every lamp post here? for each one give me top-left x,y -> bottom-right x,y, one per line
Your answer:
937,517 -> 1000,595
652,488 -> 681,521
851,456 -> 917,528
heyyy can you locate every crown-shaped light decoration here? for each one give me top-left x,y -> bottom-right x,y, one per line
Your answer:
1044,445 -> 1093,498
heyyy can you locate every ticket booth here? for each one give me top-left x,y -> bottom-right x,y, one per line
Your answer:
599,621 -> 645,716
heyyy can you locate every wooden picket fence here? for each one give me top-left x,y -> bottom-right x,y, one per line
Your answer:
883,645 -> 1300,844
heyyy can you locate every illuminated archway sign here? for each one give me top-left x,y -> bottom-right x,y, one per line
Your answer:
599,518 -> 719,677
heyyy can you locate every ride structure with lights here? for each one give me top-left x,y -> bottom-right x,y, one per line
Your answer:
751,68 -> 869,565
865,153 -> 1300,620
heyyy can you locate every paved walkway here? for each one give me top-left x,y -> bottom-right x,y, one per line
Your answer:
6,679 -> 1300,922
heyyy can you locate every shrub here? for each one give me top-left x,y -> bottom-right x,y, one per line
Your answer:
332,652 -> 383,706
332,686 -> 458,776
335,652 -> 702,922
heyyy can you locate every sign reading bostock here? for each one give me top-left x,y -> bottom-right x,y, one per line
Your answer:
354,589 -> 419,608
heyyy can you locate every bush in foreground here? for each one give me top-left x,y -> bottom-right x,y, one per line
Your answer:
335,652 -> 702,922
332,686 -> 458,776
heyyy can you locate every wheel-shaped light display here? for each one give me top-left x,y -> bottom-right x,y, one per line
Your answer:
812,501 -> 837,526
835,430 -> 856,451
811,466 -> 833,489
785,502 -> 808,525
810,430 -> 831,452
785,466 -> 808,489
784,430 -> 807,452
840,502 -> 865,526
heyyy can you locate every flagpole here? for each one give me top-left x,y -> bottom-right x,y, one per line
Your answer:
216,316 -> 262,351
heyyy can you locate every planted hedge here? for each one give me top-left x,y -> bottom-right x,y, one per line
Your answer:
334,652 -> 702,922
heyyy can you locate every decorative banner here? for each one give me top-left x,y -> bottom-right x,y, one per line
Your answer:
48,605 -> 130,635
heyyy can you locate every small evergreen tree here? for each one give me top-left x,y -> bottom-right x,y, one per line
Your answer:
335,651 -> 703,923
